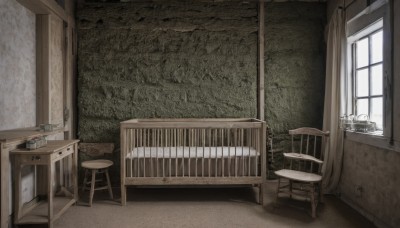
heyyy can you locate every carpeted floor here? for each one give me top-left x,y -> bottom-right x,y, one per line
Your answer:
22,180 -> 376,228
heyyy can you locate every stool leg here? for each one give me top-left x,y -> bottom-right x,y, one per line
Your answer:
89,169 -> 96,207
82,169 -> 88,192
105,169 -> 113,200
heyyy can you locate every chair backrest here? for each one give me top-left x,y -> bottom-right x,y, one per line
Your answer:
288,127 -> 330,174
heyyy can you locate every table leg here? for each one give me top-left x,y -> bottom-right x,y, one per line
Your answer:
48,160 -> 53,228
1,146 -> 10,228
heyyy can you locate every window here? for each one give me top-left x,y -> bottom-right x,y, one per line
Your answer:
352,27 -> 383,130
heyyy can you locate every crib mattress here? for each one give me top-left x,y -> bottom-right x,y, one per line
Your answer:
126,146 -> 259,159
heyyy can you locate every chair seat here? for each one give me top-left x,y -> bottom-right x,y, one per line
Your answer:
82,159 -> 113,169
283,153 -> 323,164
275,169 -> 322,182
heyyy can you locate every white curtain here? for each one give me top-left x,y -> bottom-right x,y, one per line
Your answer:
322,9 -> 347,193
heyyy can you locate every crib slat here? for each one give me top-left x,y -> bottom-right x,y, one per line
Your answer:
148,129 -> 151,176
195,129 -> 198,177
228,129 -> 231,177
189,129 -> 191,178
171,129 -> 173,177
162,129 -> 165,178
221,129 -> 224,177
240,129 -> 244,177
208,128 -> 211,177
182,129 -> 185,177
235,129 -> 238,177
255,129 -> 258,176
144,129 -> 147,177
248,129 -> 251,176
170,129 -> 178,176
131,129 -> 134,178
164,129 -> 171,177
202,129 -> 205,178
156,129 -> 158,177
214,129 -> 217,177
139,128 -> 141,177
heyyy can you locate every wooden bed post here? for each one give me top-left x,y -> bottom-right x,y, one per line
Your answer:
120,124 -> 127,206
258,0 -> 265,121
260,121 -> 267,205
258,0 -> 266,206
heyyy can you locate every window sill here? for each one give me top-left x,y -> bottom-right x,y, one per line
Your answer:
344,130 -> 400,152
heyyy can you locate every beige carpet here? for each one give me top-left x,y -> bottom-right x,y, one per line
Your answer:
23,180 -> 376,228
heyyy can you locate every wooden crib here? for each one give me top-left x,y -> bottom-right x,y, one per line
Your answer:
120,118 -> 267,205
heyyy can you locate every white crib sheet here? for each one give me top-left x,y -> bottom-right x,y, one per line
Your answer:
126,146 -> 259,159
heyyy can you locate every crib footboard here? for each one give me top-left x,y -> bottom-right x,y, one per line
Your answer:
120,118 -> 267,205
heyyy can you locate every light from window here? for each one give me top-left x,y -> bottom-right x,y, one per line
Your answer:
353,29 -> 383,129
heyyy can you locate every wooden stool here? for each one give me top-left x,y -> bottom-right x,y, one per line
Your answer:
81,159 -> 113,206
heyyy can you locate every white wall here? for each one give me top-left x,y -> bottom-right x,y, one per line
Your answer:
0,0 -> 36,131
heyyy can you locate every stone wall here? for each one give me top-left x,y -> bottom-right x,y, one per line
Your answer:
77,1 -> 327,178
340,140 -> 400,228
77,1 -> 258,145
264,2 -> 326,171
265,2 -> 326,135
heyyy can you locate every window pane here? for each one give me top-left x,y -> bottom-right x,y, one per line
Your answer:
371,30 -> 383,64
356,99 -> 369,116
371,97 -> 383,129
356,69 -> 369,97
371,64 -> 383,96
356,38 -> 369,68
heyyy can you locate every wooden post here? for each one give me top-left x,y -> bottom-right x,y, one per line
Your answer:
120,125 -> 127,206
258,1 -> 265,121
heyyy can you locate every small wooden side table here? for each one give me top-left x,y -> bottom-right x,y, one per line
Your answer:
11,140 -> 79,228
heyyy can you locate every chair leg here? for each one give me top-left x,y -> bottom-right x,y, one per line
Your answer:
289,180 -> 293,199
89,169 -> 96,207
258,183 -> 264,205
105,169 -> 113,200
276,177 -> 281,197
319,181 -> 324,203
310,183 -> 316,218
82,169 -> 88,192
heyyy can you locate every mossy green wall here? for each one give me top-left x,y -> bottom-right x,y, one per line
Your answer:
264,2 -> 326,160
77,1 -> 258,144
77,1 -> 326,178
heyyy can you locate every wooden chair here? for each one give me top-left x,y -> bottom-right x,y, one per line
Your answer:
274,128 -> 329,218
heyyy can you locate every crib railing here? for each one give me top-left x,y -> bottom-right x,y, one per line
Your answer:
124,128 -> 261,178
121,119 -> 266,183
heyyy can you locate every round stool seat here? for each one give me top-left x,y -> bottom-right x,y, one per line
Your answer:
82,159 -> 113,170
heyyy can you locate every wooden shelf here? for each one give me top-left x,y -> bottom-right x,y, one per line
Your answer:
16,196 -> 76,225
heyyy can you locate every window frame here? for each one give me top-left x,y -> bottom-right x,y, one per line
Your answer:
351,27 -> 384,130
345,1 -> 391,138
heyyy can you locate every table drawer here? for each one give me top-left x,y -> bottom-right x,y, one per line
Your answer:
52,145 -> 74,161
19,154 -> 49,165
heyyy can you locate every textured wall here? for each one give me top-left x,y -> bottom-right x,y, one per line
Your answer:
0,0 -> 36,131
264,3 -> 326,173
265,2 -> 326,135
340,140 -> 400,228
77,1 -> 258,144
76,1 -> 327,180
